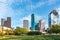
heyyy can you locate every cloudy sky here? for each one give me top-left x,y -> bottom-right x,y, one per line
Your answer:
0,0 -> 60,29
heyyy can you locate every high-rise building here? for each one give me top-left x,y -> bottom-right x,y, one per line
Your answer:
1,17 -> 11,28
39,19 -> 45,32
4,21 -> 7,27
23,20 -> 29,29
48,10 -> 59,28
1,19 -> 5,26
35,23 -> 40,30
31,14 -> 38,30
7,17 -> 11,28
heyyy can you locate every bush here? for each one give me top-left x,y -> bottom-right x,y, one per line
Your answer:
48,24 -> 60,34
14,27 -> 28,35
27,31 -> 42,35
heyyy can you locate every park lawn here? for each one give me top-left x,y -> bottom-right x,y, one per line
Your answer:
0,35 -> 60,40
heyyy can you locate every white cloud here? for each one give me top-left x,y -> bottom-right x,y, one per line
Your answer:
22,15 -> 31,21
26,1 -> 46,10
0,0 -> 7,3
0,0 -> 15,18
37,15 -> 42,21
45,24 -> 48,30
47,0 -> 56,5
35,2 -> 45,8
56,7 -> 60,15
20,14 -> 31,28
26,0 -> 56,10
56,6 -> 60,22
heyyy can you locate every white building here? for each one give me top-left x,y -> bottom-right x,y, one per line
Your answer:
23,20 -> 29,29
39,19 -> 45,33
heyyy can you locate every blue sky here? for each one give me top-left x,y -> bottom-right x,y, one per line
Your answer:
0,0 -> 60,29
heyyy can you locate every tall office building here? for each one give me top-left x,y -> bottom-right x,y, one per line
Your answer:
35,23 -> 40,30
39,19 -> 45,32
7,17 -> 11,28
4,21 -> 7,27
23,20 -> 29,29
1,19 -> 5,26
1,17 -> 11,28
31,14 -> 38,30
48,10 -> 59,28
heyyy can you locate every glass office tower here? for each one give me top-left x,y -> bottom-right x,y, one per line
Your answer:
31,14 -> 37,30
48,10 -> 59,28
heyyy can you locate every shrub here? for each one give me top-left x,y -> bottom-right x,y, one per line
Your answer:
27,31 -> 42,35
48,24 -> 60,34
14,27 -> 28,35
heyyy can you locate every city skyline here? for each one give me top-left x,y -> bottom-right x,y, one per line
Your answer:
0,0 -> 60,29
1,17 -> 11,28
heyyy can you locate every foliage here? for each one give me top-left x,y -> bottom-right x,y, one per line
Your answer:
48,24 -> 60,34
14,27 -> 28,35
27,31 -> 42,35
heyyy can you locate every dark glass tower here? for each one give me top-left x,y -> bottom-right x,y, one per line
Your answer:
31,14 -> 38,30
31,14 -> 35,30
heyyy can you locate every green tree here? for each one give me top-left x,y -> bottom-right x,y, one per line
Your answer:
14,27 -> 28,35
48,24 -> 60,34
27,31 -> 42,35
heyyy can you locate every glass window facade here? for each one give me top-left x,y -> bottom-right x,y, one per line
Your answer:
48,10 -> 59,28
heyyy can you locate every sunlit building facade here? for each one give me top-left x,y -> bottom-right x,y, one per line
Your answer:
23,20 -> 29,29
48,10 -> 59,28
39,19 -> 45,32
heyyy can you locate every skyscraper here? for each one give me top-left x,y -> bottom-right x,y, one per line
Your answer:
4,20 -> 7,27
7,17 -> 11,28
48,10 -> 59,28
31,14 -> 37,30
1,19 -> 5,26
35,23 -> 40,30
23,20 -> 29,29
1,17 -> 11,28
39,19 -> 45,32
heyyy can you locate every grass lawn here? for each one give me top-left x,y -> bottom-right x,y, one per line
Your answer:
0,35 -> 60,40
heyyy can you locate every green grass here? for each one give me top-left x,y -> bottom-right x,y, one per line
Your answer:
0,35 -> 60,40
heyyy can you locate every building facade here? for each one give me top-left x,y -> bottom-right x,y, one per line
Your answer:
31,14 -> 38,30
35,23 -> 40,30
48,10 -> 59,28
1,17 -> 11,28
1,19 -> 5,26
39,19 -> 45,32
7,17 -> 11,28
23,20 -> 29,29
